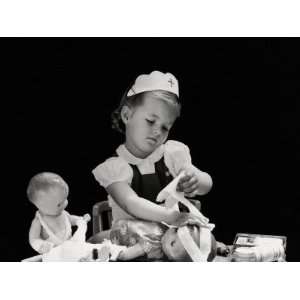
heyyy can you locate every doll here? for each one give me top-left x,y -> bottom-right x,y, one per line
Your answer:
27,172 -> 92,254
109,218 -> 217,261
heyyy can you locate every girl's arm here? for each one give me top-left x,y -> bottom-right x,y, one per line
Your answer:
178,164 -> 213,197
190,166 -> 213,195
164,141 -> 213,196
29,218 -> 54,254
107,182 -> 180,224
117,243 -> 146,261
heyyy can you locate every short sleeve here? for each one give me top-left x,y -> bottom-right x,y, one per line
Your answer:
164,140 -> 192,177
92,157 -> 133,188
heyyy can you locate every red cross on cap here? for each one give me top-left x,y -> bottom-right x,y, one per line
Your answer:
168,78 -> 174,87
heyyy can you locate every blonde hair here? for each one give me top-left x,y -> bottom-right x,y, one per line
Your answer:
27,172 -> 69,203
111,90 -> 181,134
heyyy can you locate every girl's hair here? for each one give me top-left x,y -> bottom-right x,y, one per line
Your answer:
112,89 -> 181,134
27,172 -> 69,203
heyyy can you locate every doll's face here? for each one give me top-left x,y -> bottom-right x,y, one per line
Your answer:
162,226 -> 217,262
35,186 -> 68,216
161,227 -> 188,261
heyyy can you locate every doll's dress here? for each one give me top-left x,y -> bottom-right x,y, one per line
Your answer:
92,140 -> 193,223
110,219 -> 167,260
36,210 -> 72,246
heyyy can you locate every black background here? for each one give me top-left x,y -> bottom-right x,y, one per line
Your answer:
2,38 -> 299,261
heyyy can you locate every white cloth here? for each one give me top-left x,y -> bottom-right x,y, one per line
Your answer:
42,239 -> 126,262
177,226 -> 212,262
157,172 -> 214,262
31,211 -> 72,252
92,140 -> 194,223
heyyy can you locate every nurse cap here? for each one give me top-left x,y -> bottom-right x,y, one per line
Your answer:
127,70 -> 179,98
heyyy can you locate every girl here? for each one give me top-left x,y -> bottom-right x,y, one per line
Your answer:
92,71 -> 213,233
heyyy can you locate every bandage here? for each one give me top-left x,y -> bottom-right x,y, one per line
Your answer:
157,172 -> 214,261
177,226 -> 212,262
156,172 -> 215,230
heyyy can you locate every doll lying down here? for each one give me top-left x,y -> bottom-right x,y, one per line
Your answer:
106,218 -> 218,261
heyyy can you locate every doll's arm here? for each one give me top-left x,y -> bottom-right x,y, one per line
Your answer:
117,243 -> 146,261
68,213 -> 91,226
68,214 -> 91,243
29,218 -> 54,254
107,182 -> 180,224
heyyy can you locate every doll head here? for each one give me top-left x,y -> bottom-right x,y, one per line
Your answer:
27,172 -> 69,216
161,224 -> 217,261
112,71 -> 181,158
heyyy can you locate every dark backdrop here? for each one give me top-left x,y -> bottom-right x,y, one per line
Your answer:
2,38 -> 298,261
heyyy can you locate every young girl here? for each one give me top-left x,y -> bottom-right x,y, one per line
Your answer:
92,70 -> 213,233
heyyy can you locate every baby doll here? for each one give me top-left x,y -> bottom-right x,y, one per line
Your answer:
27,172 -> 91,254
109,218 -> 217,261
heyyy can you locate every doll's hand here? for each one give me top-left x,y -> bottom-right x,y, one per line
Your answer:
177,166 -> 201,198
39,241 -> 54,254
83,214 -> 91,223
76,214 -> 91,227
216,242 -> 232,256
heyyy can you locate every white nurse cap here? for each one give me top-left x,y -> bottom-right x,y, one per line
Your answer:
127,70 -> 179,98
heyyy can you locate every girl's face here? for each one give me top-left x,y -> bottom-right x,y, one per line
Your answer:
35,187 -> 68,216
123,94 -> 178,158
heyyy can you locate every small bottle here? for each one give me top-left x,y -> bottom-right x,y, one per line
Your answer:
92,248 -> 98,260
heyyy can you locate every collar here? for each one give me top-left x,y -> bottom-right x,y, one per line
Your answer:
116,144 -> 165,175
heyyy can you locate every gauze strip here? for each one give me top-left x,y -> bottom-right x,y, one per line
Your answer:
157,172 -> 214,261
157,172 -> 215,230
177,226 -> 211,262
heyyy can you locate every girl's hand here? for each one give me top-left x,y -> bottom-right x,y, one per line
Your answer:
177,166 -> 201,198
